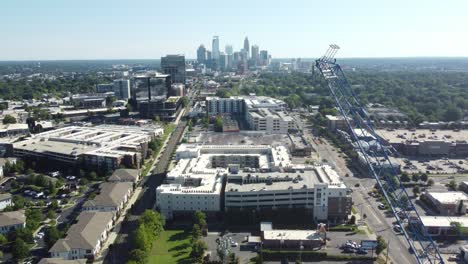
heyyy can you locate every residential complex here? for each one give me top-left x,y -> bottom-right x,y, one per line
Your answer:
156,144 -> 351,223
82,182 -> 133,217
0,210 -> 26,235
12,124 -> 163,170
0,193 -> 12,210
206,96 -> 295,134
49,212 -> 114,260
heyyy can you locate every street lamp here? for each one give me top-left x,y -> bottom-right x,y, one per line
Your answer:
299,241 -> 304,262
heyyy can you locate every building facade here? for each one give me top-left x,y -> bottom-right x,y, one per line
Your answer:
113,79 -> 130,99
161,55 -> 186,84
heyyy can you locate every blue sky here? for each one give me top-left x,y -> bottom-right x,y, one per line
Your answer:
1,0 -> 467,60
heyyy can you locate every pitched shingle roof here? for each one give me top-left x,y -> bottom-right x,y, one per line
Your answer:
108,168 -> 139,182
0,210 -> 25,227
83,182 -> 132,208
49,211 -> 113,253
38,258 -> 87,264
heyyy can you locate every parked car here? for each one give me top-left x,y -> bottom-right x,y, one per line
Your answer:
378,203 -> 386,210
393,225 -> 402,233
356,248 -> 368,255
343,247 -> 355,253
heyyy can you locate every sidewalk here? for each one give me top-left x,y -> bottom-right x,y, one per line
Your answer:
94,186 -> 143,263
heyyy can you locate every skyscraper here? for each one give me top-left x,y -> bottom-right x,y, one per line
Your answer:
197,44 -> 206,64
260,50 -> 269,66
251,45 -> 259,66
225,45 -> 233,55
212,36 -> 220,60
243,37 -> 250,59
161,55 -> 186,84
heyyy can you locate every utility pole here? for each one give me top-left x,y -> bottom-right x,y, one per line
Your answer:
385,240 -> 390,264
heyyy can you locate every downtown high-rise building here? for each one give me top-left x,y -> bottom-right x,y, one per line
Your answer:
212,36 -> 220,60
161,55 -> 186,84
243,37 -> 250,59
197,44 -> 207,64
251,45 -> 259,65
260,50 -> 270,66
225,45 -> 233,55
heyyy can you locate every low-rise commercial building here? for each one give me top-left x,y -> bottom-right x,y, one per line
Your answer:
377,129 -> 468,157
156,144 -> 351,223
416,216 -> 468,236
423,191 -> 468,216
262,229 -> 323,249
0,210 -> 26,235
49,211 -> 114,260
13,124 -> 162,171
0,193 -> 12,210
288,133 -> 312,156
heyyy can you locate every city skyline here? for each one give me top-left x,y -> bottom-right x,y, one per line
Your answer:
1,0 -> 468,60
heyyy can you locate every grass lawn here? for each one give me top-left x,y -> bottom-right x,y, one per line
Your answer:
148,230 -> 192,264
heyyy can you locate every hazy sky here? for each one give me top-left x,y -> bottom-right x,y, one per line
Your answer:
1,0 -> 467,60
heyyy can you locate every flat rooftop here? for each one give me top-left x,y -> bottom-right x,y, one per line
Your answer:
377,129 -> 468,144
196,131 -> 291,146
226,165 -> 346,192
263,229 -> 321,241
426,191 -> 468,204
420,216 -> 468,228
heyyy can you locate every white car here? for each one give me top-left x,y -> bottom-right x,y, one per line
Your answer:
231,242 -> 239,247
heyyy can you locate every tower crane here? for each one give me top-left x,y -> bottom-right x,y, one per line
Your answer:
315,44 -> 444,264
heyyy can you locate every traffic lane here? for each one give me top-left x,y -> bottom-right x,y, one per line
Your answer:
353,183 -> 416,264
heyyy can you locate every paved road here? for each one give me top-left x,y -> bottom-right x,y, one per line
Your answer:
104,119 -> 187,264
301,124 -> 416,264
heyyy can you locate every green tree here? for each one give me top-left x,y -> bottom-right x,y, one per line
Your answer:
450,221 -> 464,235
44,226 -> 61,249
191,224 -> 202,242
12,238 -> 29,260
376,235 -> 387,255
420,173 -> 428,182
428,178 -> 435,186
181,96 -> 189,107
400,195 -> 409,210
400,173 -> 410,182
47,209 -> 56,219
129,249 -> 147,264
443,105 -> 462,121
412,174 -> 420,182
348,215 -> 356,225
0,234 -> 7,246
214,116 -> 223,132
12,195 -> 26,210
190,240 -> 207,263
194,210 -> 207,231
87,171 -> 98,181
2,114 -> 17,124
133,225 -> 150,252
48,180 -> 57,195
449,180 -> 458,190
412,186 -> 421,196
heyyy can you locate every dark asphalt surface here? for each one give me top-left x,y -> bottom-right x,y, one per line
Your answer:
104,120 -> 187,264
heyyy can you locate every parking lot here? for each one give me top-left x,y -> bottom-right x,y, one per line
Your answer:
202,231 -> 256,263
398,158 -> 468,175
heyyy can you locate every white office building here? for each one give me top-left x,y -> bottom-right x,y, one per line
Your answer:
206,96 -> 295,134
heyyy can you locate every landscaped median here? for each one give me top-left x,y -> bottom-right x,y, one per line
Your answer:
260,249 -> 377,262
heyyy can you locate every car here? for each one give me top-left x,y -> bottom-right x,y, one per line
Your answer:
393,225 -> 402,233
448,255 -> 459,261
231,242 -> 238,247
397,211 -> 407,219
378,203 -> 386,210
343,247 -> 355,253
356,248 -> 368,255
